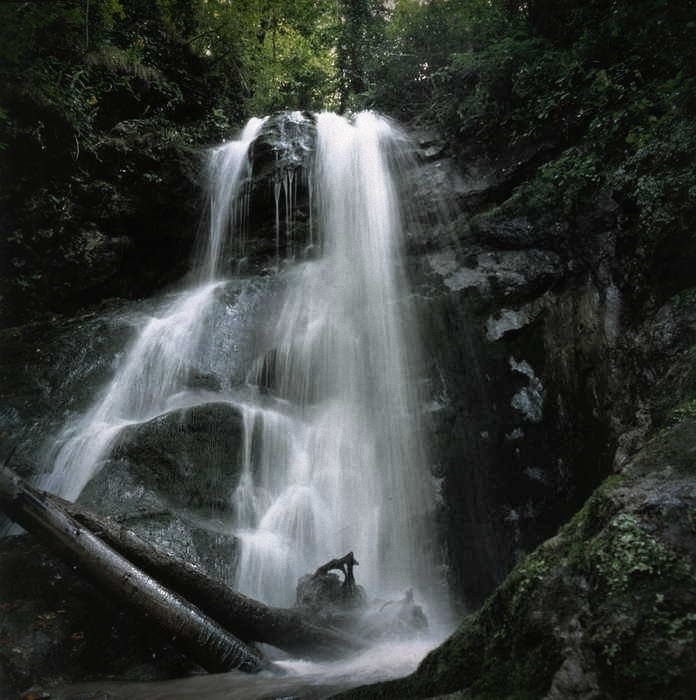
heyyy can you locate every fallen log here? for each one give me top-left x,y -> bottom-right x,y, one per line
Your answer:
0,463 -> 262,674
52,495 -> 367,659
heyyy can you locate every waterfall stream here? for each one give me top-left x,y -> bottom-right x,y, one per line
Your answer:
41,111 -> 449,692
233,112 -> 438,606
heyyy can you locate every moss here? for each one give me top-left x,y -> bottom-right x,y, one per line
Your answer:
629,418 -> 696,475
587,513 -> 677,591
670,286 -> 696,311
670,398 -> 696,425
552,473 -> 626,563
337,468 -> 696,700
653,346 -> 696,427
578,511 -> 696,694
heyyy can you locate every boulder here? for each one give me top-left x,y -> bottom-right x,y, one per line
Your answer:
77,402 -> 246,577
336,431 -> 696,699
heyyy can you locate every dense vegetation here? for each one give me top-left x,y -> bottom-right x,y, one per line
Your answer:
1,0 -> 694,318
416,0 -> 696,307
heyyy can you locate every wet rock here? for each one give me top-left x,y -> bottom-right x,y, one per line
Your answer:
509,358 -> 545,424
237,112 -> 316,273
426,248 -> 563,303
339,448 -> 696,699
471,213 -> 550,250
0,301 -> 138,485
485,294 -> 550,341
295,573 -> 367,615
407,145 -> 628,607
77,402 -> 244,578
109,401 -> 244,510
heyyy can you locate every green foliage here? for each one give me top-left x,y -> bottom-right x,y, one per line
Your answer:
516,147 -> 603,217
3,0 -> 695,319
185,0 -> 341,114
364,0 -> 512,119
389,0 -> 696,283
671,399 -> 696,425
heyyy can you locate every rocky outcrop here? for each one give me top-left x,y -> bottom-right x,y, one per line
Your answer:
399,138 -> 637,608
77,402 -> 245,579
336,423 -> 696,699
336,131 -> 696,697
0,299 -> 138,484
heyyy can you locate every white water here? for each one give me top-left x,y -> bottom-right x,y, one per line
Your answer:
40,281 -> 224,500
42,110 -> 446,631
49,635 -> 449,699
233,112 -> 439,606
203,117 -> 268,276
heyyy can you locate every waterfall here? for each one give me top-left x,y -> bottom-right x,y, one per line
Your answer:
233,112 -> 437,605
41,111 -> 441,612
203,117 -> 267,277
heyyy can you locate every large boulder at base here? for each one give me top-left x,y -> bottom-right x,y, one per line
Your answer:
107,401 -> 244,511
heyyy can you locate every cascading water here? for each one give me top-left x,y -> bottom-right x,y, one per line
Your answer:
233,112 -> 438,606
204,117 -> 268,276
39,117 -> 267,502
40,112 -> 450,691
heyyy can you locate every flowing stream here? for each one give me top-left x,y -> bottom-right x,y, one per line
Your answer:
41,111 -> 450,696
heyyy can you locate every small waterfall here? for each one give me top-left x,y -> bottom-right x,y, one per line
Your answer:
40,118 -> 267,501
203,117 -> 267,276
42,111 -> 443,614
39,282 -> 224,500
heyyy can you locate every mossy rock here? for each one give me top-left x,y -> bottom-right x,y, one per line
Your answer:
336,452 -> 696,699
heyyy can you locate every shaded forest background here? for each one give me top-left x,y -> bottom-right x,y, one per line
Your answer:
1,0 -> 694,325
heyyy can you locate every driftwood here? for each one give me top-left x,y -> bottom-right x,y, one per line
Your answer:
51,495 -> 367,659
314,551 -> 359,589
0,463 -> 264,674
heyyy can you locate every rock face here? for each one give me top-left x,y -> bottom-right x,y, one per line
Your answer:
0,130 -> 203,329
77,402 -> 245,580
0,299 -> 138,485
398,139 -> 638,608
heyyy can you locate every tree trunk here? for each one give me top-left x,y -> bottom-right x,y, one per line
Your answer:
53,495 -> 367,659
0,464 -> 262,674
